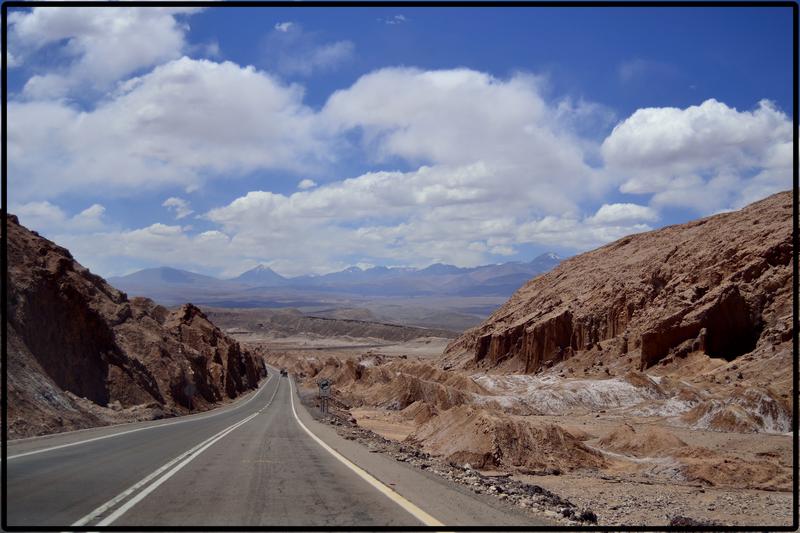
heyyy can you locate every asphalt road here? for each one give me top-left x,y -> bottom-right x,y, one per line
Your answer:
5,372 -> 548,528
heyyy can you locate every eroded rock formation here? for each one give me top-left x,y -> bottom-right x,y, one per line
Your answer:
5,214 -> 267,437
444,191 -> 792,375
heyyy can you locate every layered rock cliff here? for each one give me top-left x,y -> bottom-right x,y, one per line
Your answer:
443,191 -> 792,381
4,214 -> 267,438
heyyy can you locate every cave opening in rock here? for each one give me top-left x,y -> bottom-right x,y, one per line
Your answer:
703,289 -> 762,361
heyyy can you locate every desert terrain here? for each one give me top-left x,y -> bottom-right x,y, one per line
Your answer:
4,191 -> 794,527
243,190 -> 794,527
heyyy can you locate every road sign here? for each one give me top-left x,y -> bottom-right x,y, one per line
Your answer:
317,379 -> 332,414
318,378 -> 331,398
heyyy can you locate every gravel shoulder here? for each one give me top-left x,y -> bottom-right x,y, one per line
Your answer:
294,384 -> 570,526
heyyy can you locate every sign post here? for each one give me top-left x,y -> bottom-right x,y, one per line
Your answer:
317,378 -> 331,415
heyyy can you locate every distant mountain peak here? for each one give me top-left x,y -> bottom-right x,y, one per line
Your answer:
233,264 -> 287,286
419,263 -> 464,275
109,266 -> 218,285
248,264 -> 279,274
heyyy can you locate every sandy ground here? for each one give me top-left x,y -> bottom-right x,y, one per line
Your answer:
351,407 -> 417,441
524,472 -> 792,526
344,406 -> 793,527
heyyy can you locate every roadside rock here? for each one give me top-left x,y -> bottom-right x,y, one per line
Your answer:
5,214 -> 267,438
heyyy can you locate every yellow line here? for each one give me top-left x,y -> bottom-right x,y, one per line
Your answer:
288,378 -> 446,527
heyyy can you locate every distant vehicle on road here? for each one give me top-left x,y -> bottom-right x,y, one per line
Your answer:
280,368 -> 288,377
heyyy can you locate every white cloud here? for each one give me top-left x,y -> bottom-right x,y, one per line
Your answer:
309,41 -> 354,70
205,41 -> 221,58
265,22 -> 355,76
162,197 -> 194,219
12,200 -> 67,229
617,58 -> 678,84
277,40 -> 354,77
379,15 -> 407,25
9,27 -> 791,278
489,245 -> 516,256
603,99 -> 792,213
9,57 -> 328,200
10,7 -> 199,98
587,203 -> 658,225
517,215 -> 653,251
7,51 -> 21,68
323,67 -> 609,212
72,203 -> 106,230
199,159 -> 653,274
12,201 -> 106,233
53,222 -> 271,279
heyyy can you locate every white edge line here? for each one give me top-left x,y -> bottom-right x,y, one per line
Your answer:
8,373 -> 272,445
71,378 -> 281,528
8,374 -> 274,461
288,377 -> 445,527
95,412 -> 259,526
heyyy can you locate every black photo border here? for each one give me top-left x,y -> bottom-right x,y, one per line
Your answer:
1,1 -> 797,531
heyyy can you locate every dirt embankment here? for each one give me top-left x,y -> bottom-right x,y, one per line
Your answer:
268,350 -> 791,494
5,214 -> 267,438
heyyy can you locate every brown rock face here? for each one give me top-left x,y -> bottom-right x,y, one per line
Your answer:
444,191 -> 792,375
4,215 -> 267,438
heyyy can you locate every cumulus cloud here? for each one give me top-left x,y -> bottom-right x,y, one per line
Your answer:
68,204 -> 108,231
12,201 -> 106,233
52,223 -> 235,277
517,214 -> 654,250
9,57 -> 328,200
162,197 -> 194,219
8,19 -> 791,277
199,161 -> 654,274
602,99 -> 792,213
54,221 -> 325,278
12,200 -> 67,229
322,67 -> 610,213
9,7 -> 198,97
587,203 -> 658,225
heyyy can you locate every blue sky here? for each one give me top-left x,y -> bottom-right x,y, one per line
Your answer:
7,6 -> 793,278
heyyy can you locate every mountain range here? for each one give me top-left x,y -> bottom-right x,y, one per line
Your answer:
108,254 -> 562,305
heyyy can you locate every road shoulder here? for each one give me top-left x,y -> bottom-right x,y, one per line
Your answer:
289,377 -> 551,527
6,375 -> 274,458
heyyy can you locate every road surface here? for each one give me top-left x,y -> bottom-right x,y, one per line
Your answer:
5,372 -> 549,528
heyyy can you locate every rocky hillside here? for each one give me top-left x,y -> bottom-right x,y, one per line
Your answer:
444,191 -> 792,389
5,214 -> 267,438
